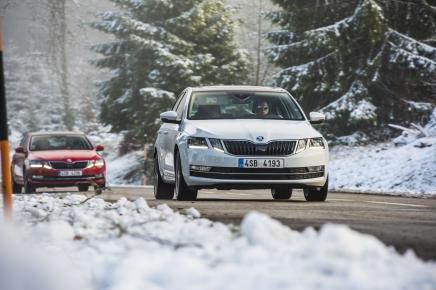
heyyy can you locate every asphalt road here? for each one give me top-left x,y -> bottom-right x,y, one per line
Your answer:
44,186 -> 436,261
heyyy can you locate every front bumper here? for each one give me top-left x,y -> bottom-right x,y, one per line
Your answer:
182,145 -> 328,188
27,166 -> 106,188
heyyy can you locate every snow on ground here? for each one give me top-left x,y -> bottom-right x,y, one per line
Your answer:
329,136 -> 436,197
1,194 -> 436,290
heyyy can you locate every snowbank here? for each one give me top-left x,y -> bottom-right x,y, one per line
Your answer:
330,137 -> 436,197
1,194 -> 436,290
106,150 -> 144,185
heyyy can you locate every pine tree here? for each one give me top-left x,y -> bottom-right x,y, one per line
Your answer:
92,0 -> 249,146
267,0 -> 436,138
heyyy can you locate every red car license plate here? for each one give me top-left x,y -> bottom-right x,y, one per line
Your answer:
59,170 -> 82,177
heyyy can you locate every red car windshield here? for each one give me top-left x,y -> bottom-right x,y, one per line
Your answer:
30,135 -> 93,151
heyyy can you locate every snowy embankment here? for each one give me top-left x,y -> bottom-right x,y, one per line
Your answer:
105,150 -> 144,186
330,109 -> 436,197
103,138 -> 436,197
1,194 -> 436,290
329,137 -> 436,197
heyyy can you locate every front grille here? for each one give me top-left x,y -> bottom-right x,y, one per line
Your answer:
223,140 -> 296,156
209,167 -> 308,174
49,161 -> 89,170
190,166 -> 324,180
36,175 -> 102,181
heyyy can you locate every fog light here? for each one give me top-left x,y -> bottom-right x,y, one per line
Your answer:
307,166 -> 325,172
95,173 -> 104,178
190,165 -> 212,172
32,175 -> 44,179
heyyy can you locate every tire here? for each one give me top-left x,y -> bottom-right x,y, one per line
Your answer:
23,170 -> 36,194
174,151 -> 197,201
304,178 -> 328,202
154,157 -> 174,200
12,176 -> 22,194
271,186 -> 292,200
78,185 -> 89,192
94,182 -> 106,191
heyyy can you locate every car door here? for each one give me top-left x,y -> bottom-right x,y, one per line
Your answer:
166,91 -> 188,179
12,134 -> 28,184
160,90 -> 187,180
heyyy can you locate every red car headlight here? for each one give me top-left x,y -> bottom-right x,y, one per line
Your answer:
86,158 -> 105,168
29,160 -> 52,169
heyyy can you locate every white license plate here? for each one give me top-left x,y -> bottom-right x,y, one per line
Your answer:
238,158 -> 284,168
59,170 -> 82,177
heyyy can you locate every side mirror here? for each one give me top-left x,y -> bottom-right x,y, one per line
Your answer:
15,146 -> 25,154
309,112 -> 325,125
160,111 -> 180,124
95,144 -> 105,152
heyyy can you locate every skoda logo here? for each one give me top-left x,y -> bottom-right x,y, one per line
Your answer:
256,136 -> 264,142
67,159 -> 72,163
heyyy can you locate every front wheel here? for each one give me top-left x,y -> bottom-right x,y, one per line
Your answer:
175,151 -> 197,201
12,175 -> 22,194
154,157 -> 174,200
271,186 -> 292,200
304,178 -> 328,202
23,171 -> 36,194
78,185 -> 89,192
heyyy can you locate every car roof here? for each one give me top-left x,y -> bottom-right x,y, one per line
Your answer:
190,85 -> 287,93
29,131 -> 86,136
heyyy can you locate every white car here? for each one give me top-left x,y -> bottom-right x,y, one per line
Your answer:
154,86 -> 329,201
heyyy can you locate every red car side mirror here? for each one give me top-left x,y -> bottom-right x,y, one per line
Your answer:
15,146 -> 25,154
95,144 -> 104,152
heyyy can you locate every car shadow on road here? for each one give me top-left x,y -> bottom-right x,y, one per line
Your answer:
195,198 -> 306,203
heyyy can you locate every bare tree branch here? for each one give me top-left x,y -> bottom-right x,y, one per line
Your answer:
420,0 -> 436,17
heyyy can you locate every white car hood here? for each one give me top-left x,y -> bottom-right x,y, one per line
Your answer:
183,119 -> 321,142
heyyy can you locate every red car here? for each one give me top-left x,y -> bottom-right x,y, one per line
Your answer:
11,132 -> 106,193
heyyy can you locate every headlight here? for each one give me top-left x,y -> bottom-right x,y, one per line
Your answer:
309,137 -> 325,148
29,160 -> 52,169
295,139 -> 307,154
188,137 -> 208,149
86,158 -> 105,168
208,138 -> 224,152
94,158 -> 105,167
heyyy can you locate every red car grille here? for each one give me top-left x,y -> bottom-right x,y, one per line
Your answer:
49,161 -> 89,169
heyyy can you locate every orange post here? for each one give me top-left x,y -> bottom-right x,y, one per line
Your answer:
0,19 -> 13,218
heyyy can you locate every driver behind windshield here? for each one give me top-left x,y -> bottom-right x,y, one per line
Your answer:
254,99 -> 282,119
255,100 -> 270,117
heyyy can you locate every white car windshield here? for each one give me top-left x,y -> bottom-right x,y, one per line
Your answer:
187,92 -> 305,120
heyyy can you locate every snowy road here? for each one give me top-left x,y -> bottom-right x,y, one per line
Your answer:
93,186 -> 436,261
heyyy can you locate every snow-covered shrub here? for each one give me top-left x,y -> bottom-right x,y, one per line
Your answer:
392,108 -> 436,146
329,131 -> 371,146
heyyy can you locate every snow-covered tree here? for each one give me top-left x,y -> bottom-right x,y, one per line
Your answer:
267,0 -> 436,138
92,0 -> 249,145
5,47 -> 64,134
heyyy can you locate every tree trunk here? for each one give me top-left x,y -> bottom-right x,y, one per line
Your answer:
255,0 -> 263,85
48,0 -> 74,130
